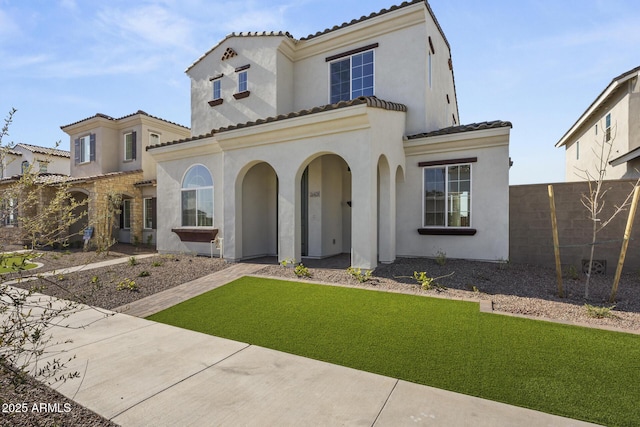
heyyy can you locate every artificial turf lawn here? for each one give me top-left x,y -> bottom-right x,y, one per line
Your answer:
0,254 -> 37,273
147,277 -> 640,426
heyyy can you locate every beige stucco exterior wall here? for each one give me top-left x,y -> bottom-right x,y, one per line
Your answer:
64,114 -> 190,180
153,141 -> 223,255
188,36 -> 289,136
292,3 -> 455,136
563,78 -> 640,181
397,127 -> 510,261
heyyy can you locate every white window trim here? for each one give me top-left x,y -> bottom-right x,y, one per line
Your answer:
180,164 -> 214,228
143,197 -> 153,230
122,199 -> 132,230
79,135 -> 91,164
124,132 -> 134,161
327,49 -> 375,104
213,79 -> 222,100
238,71 -> 248,93
421,163 -> 473,228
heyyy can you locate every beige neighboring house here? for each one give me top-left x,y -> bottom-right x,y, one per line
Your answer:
149,0 -> 512,269
60,110 -> 190,246
0,144 -> 71,243
1,143 -> 70,178
556,65 -> 640,181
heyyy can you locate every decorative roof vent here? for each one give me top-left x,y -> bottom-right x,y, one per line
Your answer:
222,47 -> 238,61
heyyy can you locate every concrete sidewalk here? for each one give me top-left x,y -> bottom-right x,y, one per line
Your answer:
38,306 -> 600,426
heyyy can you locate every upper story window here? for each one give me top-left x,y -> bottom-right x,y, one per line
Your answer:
181,164 -> 213,227
423,163 -> 472,228
124,131 -> 137,161
21,161 -> 29,174
238,71 -> 248,93
605,113 -> 611,142
329,49 -> 374,104
75,134 -> 95,164
39,160 -> 48,173
213,79 -> 222,100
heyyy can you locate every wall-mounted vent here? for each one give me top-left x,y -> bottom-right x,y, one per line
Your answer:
222,48 -> 238,61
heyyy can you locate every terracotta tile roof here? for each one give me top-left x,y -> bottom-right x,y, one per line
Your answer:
186,1 -> 449,72
61,110 -> 189,130
406,120 -> 512,140
0,170 -> 145,186
147,96 -> 407,151
4,148 -> 22,156
15,143 -> 70,158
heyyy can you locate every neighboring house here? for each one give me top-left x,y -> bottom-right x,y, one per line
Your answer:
0,143 -> 70,243
60,111 -> 190,246
556,65 -> 640,181
1,143 -> 70,178
148,0 -> 511,269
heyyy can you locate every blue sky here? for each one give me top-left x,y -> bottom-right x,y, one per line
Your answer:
1,0 -> 638,184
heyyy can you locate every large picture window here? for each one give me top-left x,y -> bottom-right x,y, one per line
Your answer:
423,164 -> 471,228
181,165 -> 213,227
329,49 -> 374,104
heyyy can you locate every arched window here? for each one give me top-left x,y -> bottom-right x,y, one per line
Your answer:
181,165 -> 213,227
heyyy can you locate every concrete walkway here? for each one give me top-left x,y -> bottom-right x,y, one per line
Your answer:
20,261 -> 601,426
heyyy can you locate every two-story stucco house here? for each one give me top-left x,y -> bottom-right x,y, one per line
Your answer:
60,111 -> 190,245
556,65 -> 640,181
0,143 -> 70,178
148,0 -> 512,269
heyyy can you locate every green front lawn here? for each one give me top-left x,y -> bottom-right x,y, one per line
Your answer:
0,253 -> 38,274
148,277 -> 640,426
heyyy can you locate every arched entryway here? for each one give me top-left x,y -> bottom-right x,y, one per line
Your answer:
300,154 -> 352,259
241,162 -> 278,259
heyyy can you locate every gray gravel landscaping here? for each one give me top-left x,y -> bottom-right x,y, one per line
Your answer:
2,247 -> 639,426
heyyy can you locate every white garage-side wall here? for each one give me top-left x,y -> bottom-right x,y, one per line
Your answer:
397,126 -> 510,261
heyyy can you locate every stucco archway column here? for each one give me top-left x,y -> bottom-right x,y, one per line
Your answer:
350,161 -> 378,270
222,161 -> 242,262
378,159 -> 396,264
277,168 -> 300,264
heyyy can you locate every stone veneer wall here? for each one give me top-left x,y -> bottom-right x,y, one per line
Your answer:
84,171 -> 144,248
510,180 -> 640,273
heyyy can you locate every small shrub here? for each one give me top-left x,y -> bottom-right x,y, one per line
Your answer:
347,267 -> 373,283
138,270 -> 151,277
90,276 -> 99,284
435,250 -> 447,266
467,284 -> 480,293
151,260 -> 163,267
413,271 -> 449,291
146,234 -> 153,246
128,256 -> 138,266
497,258 -> 510,270
566,265 -> 579,280
294,263 -> 311,278
56,274 -> 66,281
280,258 -> 296,267
116,278 -> 138,292
585,304 -> 615,319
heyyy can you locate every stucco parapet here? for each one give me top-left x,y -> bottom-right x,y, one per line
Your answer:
404,123 -> 511,156
216,96 -> 407,134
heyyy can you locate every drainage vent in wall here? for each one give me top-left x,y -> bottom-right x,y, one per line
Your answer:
582,259 -> 606,275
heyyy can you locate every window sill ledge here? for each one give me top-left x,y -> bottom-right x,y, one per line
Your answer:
208,99 -> 223,106
172,227 -> 218,242
233,91 -> 250,100
418,228 -> 476,236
